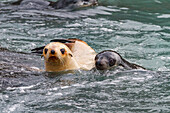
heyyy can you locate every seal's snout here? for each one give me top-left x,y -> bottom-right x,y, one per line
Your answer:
95,60 -> 108,70
95,61 -> 103,67
51,50 -> 55,54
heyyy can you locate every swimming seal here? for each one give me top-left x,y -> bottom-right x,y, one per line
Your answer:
50,0 -> 98,9
12,0 -> 98,9
32,39 -> 96,72
95,50 -> 145,70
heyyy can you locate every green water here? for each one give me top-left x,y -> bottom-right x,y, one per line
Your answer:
0,0 -> 170,112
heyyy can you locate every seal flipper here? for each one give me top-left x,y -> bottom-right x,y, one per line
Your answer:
31,39 -> 75,54
12,0 -> 22,5
50,39 -> 75,43
50,39 -> 76,50
50,38 -> 87,44
129,63 -> 146,70
31,46 -> 45,54
120,58 -> 145,70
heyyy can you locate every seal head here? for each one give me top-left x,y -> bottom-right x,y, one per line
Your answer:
95,50 -> 121,70
42,42 -> 80,72
95,50 -> 145,70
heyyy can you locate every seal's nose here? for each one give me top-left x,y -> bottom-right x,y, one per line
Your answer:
95,61 -> 103,67
51,50 -> 55,54
95,60 -> 106,70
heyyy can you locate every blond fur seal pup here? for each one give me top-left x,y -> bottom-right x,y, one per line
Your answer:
32,39 -> 96,72
95,50 -> 145,70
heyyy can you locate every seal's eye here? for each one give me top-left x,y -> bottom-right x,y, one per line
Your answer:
95,54 -> 100,60
109,59 -> 116,67
60,48 -> 65,54
95,56 -> 98,60
44,48 -> 48,54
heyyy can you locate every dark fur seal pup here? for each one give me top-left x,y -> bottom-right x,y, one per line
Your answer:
95,50 -> 145,70
50,0 -> 98,9
12,0 -> 50,9
12,0 -> 98,9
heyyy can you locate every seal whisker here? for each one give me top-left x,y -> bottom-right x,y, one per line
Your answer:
58,55 -> 65,66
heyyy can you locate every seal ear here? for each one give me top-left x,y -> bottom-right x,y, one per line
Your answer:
68,53 -> 73,57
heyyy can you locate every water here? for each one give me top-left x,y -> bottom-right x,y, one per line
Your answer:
0,0 -> 170,112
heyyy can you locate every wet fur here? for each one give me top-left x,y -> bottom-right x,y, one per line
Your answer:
95,50 -> 145,70
32,39 -> 96,72
12,0 -> 98,9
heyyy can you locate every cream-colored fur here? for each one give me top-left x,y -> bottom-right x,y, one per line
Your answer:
70,41 -> 96,70
43,40 -> 96,72
43,42 -> 79,72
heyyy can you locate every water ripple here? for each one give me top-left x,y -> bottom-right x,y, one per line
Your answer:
0,0 -> 170,112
